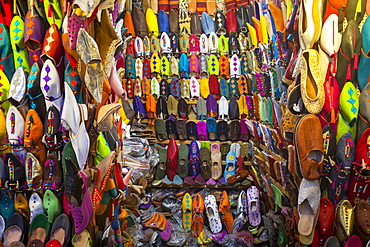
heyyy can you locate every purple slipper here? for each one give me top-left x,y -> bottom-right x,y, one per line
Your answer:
239,119 -> 251,141
211,229 -> 227,244
139,196 -> 152,210
206,178 -> 217,185
194,174 -> 206,185
197,121 -> 208,140
217,177 -> 226,185
160,221 -> 172,241
206,94 -> 218,119
184,176 -> 194,185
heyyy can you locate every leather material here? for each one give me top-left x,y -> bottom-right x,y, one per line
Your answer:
158,10 -> 170,34
169,9 -> 179,33
215,11 -> 227,35
229,96 -> 239,120
201,12 -> 215,35
178,98 -> 188,120
160,79 -> 170,98
170,33 -> 180,54
156,96 -> 168,119
229,33 -> 239,55
189,35 -> 200,54
237,6 -> 248,33
295,114 -> 324,180
190,13 -> 203,35
4,153 -> 25,190
180,32 -> 189,53
226,9 -> 238,33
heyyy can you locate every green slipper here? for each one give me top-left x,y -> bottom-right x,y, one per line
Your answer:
10,16 -> 30,72
177,144 -> 189,178
154,119 -> 168,141
43,0 -> 63,28
155,149 -> 167,180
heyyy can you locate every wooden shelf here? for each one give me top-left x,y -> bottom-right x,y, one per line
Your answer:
147,183 -> 252,189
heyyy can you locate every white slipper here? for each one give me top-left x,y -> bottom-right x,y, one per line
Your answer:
40,60 -> 64,111
230,54 -> 240,78
230,143 -> 240,157
190,77 -> 200,99
6,106 -> 24,146
219,96 -> 229,120
61,82 -> 81,138
8,68 -> 26,106
204,195 -> 222,233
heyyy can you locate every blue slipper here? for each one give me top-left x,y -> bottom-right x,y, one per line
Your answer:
206,118 -> 218,141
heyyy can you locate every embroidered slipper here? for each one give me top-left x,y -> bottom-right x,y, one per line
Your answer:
10,16 -> 30,72
160,32 -> 171,54
125,54 -> 135,79
230,54 -> 241,78
218,35 -> 229,56
215,11 -> 227,35
227,33 -> 239,55
150,77 -> 160,98
190,76 -> 200,99
159,78 -> 170,98
219,78 -> 230,99
219,55 -> 229,78
135,58 -> 143,80
160,56 -> 170,78
200,34 -> 209,54
200,54 -> 208,77
8,67 -> 26,107
150,52 -> 161,76
170,33 -> 180,54
189,34 -> 200,54
180,79 -> 190,99
208,32 -> 218,53
189,53 -> 200,78
208,54 -> 219,76
142,58 -> 151,78
182,193 -> 192,231
180,32 -> 189,53
24,10 -> 45,66
170,56 -> 179,77
228,77 -> 239,97
170,77 -> 180,98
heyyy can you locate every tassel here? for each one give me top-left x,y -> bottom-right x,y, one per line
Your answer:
354,53 -> 359,69
52,181 -> 57,190
344,181 -> 348,190
346,64 -> 352,81
48,4 -> 53,18
332,52 -> 337,74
